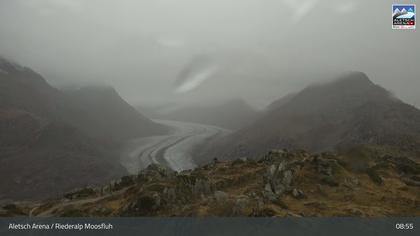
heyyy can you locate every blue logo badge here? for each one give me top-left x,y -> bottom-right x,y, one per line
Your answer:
393,4 -> 416,29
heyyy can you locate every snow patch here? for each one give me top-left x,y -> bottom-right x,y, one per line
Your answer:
174,65 -> 219,94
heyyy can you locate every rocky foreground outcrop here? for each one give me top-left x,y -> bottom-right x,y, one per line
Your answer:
2,149 -> 419,217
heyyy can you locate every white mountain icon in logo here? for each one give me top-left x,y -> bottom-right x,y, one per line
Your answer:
393,6 -> 415,19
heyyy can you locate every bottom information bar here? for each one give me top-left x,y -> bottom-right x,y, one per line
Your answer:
0,217 -> 419,236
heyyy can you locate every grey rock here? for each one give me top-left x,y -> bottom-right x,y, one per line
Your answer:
273,184 -> 286,195
277,162 -> 286,172
286,212 -> 303,217
262,190 -> 278,202
344,177 -> 360,189
263,161 -> 295,197
232,195 -> 250,215
282,170 -> 293,187
292,188 -> 305,199
192,179 -> 212,195
214,191 -> 228,201
268,165 -> 276,176
264,183 -> 272,192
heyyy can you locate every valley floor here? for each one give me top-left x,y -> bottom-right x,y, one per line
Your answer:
120,120 -> 229,173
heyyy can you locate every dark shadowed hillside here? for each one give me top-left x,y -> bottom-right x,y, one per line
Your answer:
61,86 -> 168,141
0,121 -> 123,200
0,57 -> 166,200
0,57 -> 61,118
200,72 -> 420,161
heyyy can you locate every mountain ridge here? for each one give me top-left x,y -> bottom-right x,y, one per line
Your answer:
197,72 -> 420,161
0,57 -> 167,200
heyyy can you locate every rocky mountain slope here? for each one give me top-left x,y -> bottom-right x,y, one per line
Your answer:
202,72 -> 420,160
0,57 -> 166,200
2,148 -> 419,217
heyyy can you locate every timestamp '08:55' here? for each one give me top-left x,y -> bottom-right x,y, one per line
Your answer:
395,223 -> 414,230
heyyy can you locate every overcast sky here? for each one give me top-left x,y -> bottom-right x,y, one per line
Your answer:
0,0 -> 419,108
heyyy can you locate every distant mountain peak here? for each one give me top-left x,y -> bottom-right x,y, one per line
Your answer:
295,72 -> 375,98
333,71 -> 372,84
206,71 -> 420,160
295,71 -> 378,103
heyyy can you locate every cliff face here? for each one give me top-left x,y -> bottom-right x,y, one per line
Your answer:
3,148 -> 419,217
